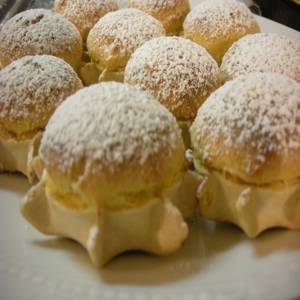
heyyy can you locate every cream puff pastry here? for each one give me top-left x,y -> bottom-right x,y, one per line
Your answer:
191,73 -> 300,238
183,0 -> 260,65
221,33 -> 300,83
87,8 -> 165,82
0,55 -> 83,180
21,82 -> 200,266
125,36 -> 220,146
54,0 -> 118,40
128,0 -> 190,34
0,9 -> 83,70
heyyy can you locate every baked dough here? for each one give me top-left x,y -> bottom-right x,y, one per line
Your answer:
87,8 -> 165,81
125,36 -> 220,146
0,55 -> 83,180
128,0 -> 190,34
54,0 -> 118,40
183,0 -> 260,64
0,9 -> 83,71
21,82 -> 198,266
221,33 -> 300,83
191,73 -> 300,237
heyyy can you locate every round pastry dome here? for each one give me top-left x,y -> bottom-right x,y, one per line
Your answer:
0,55 -> 83,140
190,73 -> 300,185
183,0 -> 260,64
54,0 -> 118,40
128,0 -> 190,34
87,8 -> 165,72
40,82 -> 185,211
0,9 -> 83,70
221,33 -> 300,83
125,36 -> 220,122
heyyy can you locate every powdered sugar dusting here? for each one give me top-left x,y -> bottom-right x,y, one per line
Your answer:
40,82 -> 182,174
184,0 -> 258,39
116,0 -> 128,8
191,73 -> 300,172
125,36 -> 220,120
221,33 -> 300,82
54,0 -> 118,37
88,8 -> 165,63
0,9 -> 82,65
129,0 -> 179,11
0,55 -> 82,133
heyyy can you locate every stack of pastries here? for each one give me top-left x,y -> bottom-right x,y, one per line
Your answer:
0,0 -> 299,267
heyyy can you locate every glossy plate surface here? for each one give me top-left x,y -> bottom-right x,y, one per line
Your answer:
1,1 -> 300,299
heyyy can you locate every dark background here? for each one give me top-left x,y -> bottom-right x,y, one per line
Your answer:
0,0 -> 299,31
254,0 -> 300,31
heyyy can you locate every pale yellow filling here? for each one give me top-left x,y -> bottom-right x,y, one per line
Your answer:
79,61 -> 124,86
98,68 -> 124,83
43,168 -> 199,218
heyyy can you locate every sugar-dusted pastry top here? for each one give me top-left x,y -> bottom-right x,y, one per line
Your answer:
184,0 -> 258,39
221,33 -> 300,82
191,73 -> 300,185
87,8 -> 165,70
125,36 -> 220,121
130,0 -> 183,11
0,55 -> 83,140
0,9 -> 82,69
40,82 -> 183,175
128,0 -> 190,34
54,0 -> 118,39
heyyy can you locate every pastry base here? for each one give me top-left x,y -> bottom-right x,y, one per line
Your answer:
0,133 -> 42,181
21,170 -> 201,266
198,171 -> 300,238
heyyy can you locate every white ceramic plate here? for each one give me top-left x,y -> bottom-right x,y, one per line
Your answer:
1,2 -> 300,299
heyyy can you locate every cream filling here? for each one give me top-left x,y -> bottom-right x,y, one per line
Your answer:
20,170 -> 201,266
0,133 -> 42,181
79,62 -> 100,86
98,68 -> 124,83
79,62 -> 124,86
197,170 -> 300,238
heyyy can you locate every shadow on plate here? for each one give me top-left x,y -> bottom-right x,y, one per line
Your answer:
31,217 -> 300,286
32,237 -> 95,270
253,227 -> 300,257
32,217 -> 244,285
33,218 -> 300,286
0,173 -> 30,195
